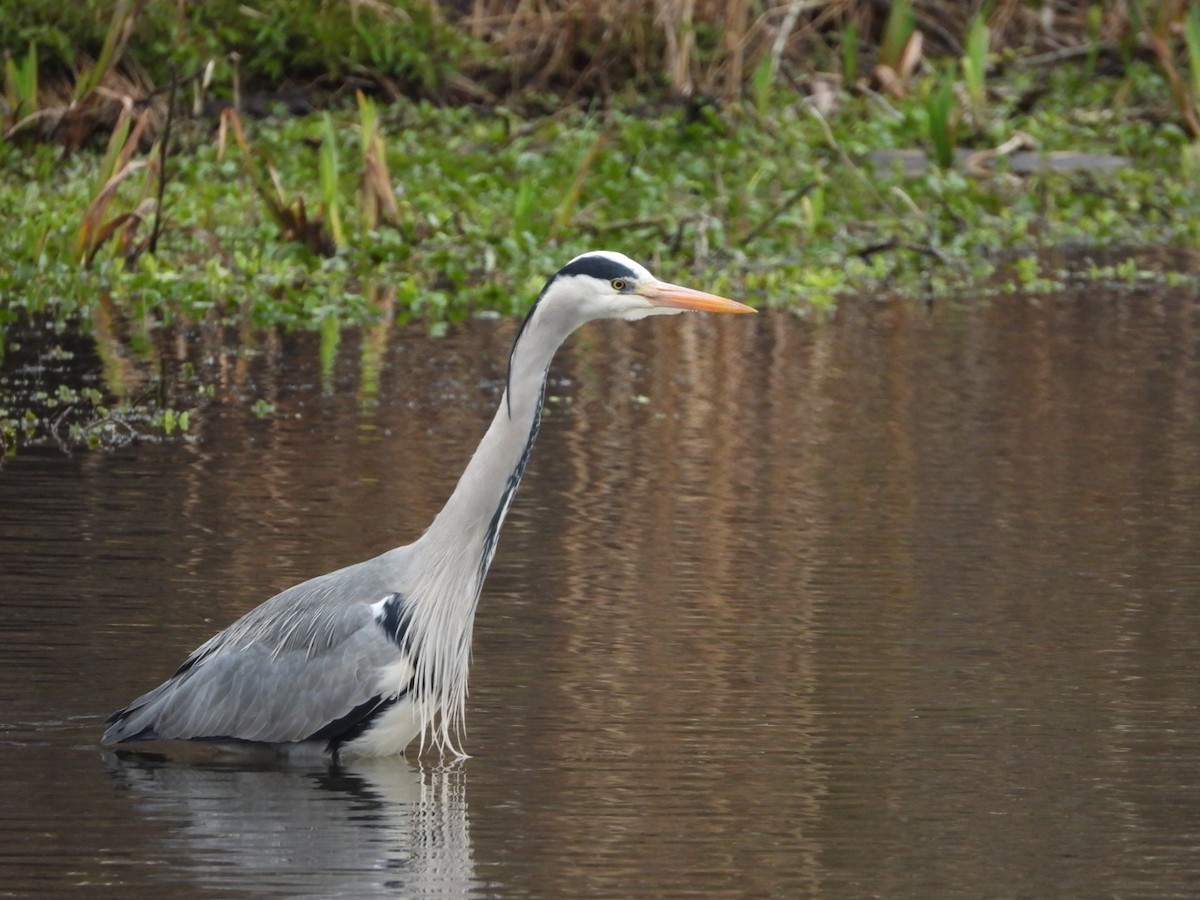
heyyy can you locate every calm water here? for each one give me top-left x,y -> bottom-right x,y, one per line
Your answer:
2,288 -> 1199,897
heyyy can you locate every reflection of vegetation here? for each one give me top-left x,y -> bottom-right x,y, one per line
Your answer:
358,285 -> 396,410
0,311 -> 198,454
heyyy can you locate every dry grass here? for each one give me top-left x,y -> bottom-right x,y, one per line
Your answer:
0,1 -> 1191,135
4,67 -> 167,150
460,0 -> 1139,100
466,0 -> 835,97
3,0 -> 165,151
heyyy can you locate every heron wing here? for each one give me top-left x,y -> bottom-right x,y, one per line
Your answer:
103,559 -> 415,747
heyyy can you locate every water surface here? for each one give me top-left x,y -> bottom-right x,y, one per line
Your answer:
2,288 -> 1199,896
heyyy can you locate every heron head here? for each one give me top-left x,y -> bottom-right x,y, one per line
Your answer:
542,250 -> 755,322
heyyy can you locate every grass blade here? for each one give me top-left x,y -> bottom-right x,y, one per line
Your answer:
1187,5 -> 1200,105
842,23 -> 859,86
879,0 -> 915,72
927,68 -> 957,169
552,129 -> 609,234
962,12 -> 989,122
4,44 -> 38,124
320,112 -> 345,248
356,90 -> 399,231
75,0 -> 144,100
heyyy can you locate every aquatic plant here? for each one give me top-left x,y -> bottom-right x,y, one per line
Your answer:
961,12 -> 989,125
319,112 -> 346,249
874,0 -> 921,96
76,103 -> 157,267
925,66 -> 959,170
218,107 -> 336,258
356,91 -> 400,233
842,23 -> 860,87
1148,0 -> 1200,140
72,0 -> 144,102
1185,4 -> 1200,140
2,43 -> 37,130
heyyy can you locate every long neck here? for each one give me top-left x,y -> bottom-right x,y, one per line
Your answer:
402,301 -> 579,754
416,303 -> 573,583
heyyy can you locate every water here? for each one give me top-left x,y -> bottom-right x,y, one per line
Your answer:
2,288 -> 1199,897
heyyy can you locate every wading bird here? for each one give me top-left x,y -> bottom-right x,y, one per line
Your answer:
103,251 -> 754,758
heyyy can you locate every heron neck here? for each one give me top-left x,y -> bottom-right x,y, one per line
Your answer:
417,304 -> 574,584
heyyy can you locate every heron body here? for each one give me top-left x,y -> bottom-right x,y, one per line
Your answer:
102,251 -> 754,758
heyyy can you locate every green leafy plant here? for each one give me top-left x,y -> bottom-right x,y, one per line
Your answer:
511,177 -> 537,238
926,67 -> 958,169
319,112 -> 346,248
879,0 -> 915,70
961,12 -> 989,123
218,108 -> 335,257
551,130 -> 609,235
1187,4 -> 1200,115
802,184 -> 825,235
1148,1 -> 1200,140
842,22 -> 859,86
73,0 -> 144,101
1085,5 -> 1103,77
160,408 -> 190,435
3,43 -> 38,130
876,0 -> 921,94
76,103 -> 158,267
751,52 -> 773,118
356,91 -> 400,232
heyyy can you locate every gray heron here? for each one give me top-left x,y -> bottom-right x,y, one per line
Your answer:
102,251 -> 755,758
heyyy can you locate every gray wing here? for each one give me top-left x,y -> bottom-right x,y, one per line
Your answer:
102,558 -> 413,747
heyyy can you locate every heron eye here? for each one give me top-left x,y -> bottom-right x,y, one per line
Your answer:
611,279 -> 626,292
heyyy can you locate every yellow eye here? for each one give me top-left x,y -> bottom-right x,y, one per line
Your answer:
611,279 -> 626,291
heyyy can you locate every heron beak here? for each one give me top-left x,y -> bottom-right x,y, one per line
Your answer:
640,280 -> 756,314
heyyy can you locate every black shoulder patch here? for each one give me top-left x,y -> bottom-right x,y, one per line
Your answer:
375,592 -> 415,654
554,254 -> 639,284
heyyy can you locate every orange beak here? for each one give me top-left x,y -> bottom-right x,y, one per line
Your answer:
639,280 -> 756,314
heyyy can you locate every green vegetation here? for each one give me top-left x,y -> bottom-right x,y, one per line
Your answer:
2,1 -> 1200,452
3,65 -> 1197,325
0,0 -> 469,99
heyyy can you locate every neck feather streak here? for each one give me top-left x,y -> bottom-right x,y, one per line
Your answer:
404,304 -> 568,754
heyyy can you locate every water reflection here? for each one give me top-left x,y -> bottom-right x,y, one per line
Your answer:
104,753 -> 475,897
2,288 -> 1200,897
